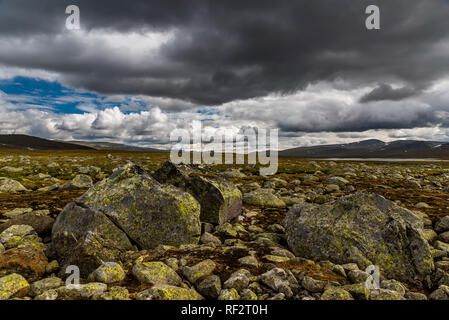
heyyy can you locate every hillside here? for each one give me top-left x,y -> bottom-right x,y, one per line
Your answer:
279,139 -> 449,158
0,135 -> 93,150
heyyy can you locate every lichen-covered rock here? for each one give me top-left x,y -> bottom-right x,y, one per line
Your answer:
138,285 -> 204,300
197,275 -> 221,299
52,202 -> 134,276
132,261 -> 182,286
218,288 -> 240,300
182,259 -> 216,284
223,269 -> 251,292
59,231 -> 130,277
77,163 -> 201,249
29,277 -> 62,297
285,192 -> 434,284
0,179 -> 27,193
89,262 -> 125,284
61,174 -> 93,190
435,216 -> 449,233
243,189 -> 286,208
153,161 -> 242,225
0,273 -> 29,300
35,289 -> 58,300
0,247 -> 48,281
369,289 -> 405,300
52,203 -> 133,258
260,268 -> 298,297
429,285 -> 449,300
95,286 -> 130,300
0,225 -> 45,250
0,213 -> 55,236
320,287 -> 354,300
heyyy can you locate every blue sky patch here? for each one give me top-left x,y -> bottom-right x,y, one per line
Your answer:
0,76 -> 150,114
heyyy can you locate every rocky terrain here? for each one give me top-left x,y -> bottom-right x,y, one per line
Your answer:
1,149 -> 449,300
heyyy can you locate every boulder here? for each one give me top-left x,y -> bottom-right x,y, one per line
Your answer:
77,163 -> 201,249
153,161 -> 242,225
285,192 -> 434,284
0,247 -> 48,281
0,179 -> 27,193
0,225 -> 45,251
243,189 -> 286,208
137,285 -> 204,300
89,262 -> 126,284
0,213 -> 54,236
58,231 -> 131,278
52,202 -> 134,259
0,273 -> 29,300
61,174 -> 93,190
132,262 -> 182,286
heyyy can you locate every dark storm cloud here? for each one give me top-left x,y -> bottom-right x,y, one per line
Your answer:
0,0 -> 449,108
360,84 -> 420,103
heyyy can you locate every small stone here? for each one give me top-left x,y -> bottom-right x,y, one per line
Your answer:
240,289 -> 258,300
238,255 -> 259,268
223,269 -> 251,292
429,285 -> 449,300
415,202 -> 430,209
215,223 -> 238,237
200,232 -> 222,246
341,283 -> 369,300
320,287 -> 354,300
182,259 -> 216,284
341,263 -> 359,272
369,289 -> 405,300
0,273 -> 30,300
0,247 -> 48,281
348,270 -> 369,283
96,286 -> 130,300
263,255 -> 290,263
302,276 -> 326,293
434,241 -> 449,254
381,279 -> 407,295
29,277 -> 62,297
139,285 -> 203,300
133,262 -> 182,286
422,229 -> 438,242
218,288 -> 240,300
0,225 -> 44,250
439,231 -> 449,243
404,292 -> 427,300
80,283 -> 108,299
34,289 -> 58,300
332,265 -> 346,277
45,260 -> 60,274
436,216 -> 449,233
197,275 -> 221,299
3,208 -> 33,219
90,262 -> 125,284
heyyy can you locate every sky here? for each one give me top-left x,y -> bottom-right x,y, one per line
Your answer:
1,0 -> 449,150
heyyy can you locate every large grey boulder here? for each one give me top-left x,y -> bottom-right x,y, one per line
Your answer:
52,163 -> 202,275
285,192 -> 434,284
153,161 -> 242,225
77,163 -> 201,249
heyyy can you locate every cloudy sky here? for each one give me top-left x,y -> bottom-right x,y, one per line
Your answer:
1,0 -> 449,150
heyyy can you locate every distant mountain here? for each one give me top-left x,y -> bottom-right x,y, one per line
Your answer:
279,139 -> 449,158
67,140 -> 165,152
0,134 -> 94,150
